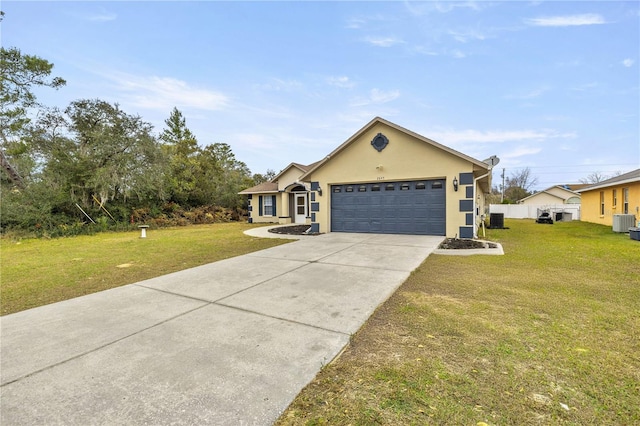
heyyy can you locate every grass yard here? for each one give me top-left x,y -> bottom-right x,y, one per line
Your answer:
277,220 -> 640,425
0,223 -> 290,316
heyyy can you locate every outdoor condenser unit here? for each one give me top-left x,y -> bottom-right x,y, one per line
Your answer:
612,214 -> 636,232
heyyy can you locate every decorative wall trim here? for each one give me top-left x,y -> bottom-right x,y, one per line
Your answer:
459,226 -> 473,238
466,213 -> 473,225
465,186 -> 473,198
459,172 -> 474,185
459,200 -> 473,212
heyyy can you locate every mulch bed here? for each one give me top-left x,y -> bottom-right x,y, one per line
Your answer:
267,225 -> 314,235
439,238 -> 497,249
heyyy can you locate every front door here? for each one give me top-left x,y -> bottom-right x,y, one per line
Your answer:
294,193 -> 307,223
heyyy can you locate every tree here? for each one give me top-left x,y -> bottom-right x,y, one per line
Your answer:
159,107 -> 202,205
579,171 -> 622,184
252,169 -> 276,185
66,99 -> 164,206
503,167 -> 538,203
0,45 -> 66,187
204,142 -> 252,209
27,99 -> 165,214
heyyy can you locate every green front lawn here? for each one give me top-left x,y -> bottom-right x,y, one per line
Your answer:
278,220 -> 640,425
0,223 -> 290,315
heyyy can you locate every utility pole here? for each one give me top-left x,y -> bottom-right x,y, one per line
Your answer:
501,168 -> 505,203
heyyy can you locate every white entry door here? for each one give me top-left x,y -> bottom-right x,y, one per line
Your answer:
294,193 -> 307,223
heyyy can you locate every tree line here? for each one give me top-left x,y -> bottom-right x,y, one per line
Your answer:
1,43 -> 268,237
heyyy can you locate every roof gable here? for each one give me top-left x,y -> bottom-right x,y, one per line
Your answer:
300,117 -> 489,180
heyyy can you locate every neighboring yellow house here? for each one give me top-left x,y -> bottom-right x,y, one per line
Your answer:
577,168 -> 640,227
240,117 -> 496,238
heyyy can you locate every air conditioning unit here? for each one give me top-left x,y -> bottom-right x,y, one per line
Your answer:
613,214 -> 636,232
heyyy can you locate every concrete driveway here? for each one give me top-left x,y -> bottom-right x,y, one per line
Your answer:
1,229 -> 443,425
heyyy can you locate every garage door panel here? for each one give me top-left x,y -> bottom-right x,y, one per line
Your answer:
331,180 -> 445,235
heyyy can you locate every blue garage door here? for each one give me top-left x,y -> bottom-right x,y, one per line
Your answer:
331,180 -> 446,235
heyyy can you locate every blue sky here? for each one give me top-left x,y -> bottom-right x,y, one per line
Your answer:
3,1 -> 639,189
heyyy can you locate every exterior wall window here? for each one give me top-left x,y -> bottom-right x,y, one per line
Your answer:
623,188 -> 629,214
612,189 -> 617,207
264,196 -> 273,216
600,191 -> 605,215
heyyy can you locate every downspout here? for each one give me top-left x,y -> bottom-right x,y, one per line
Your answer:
473,169 -> 492,238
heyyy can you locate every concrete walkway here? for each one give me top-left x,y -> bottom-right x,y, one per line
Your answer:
1,228 -> 443,425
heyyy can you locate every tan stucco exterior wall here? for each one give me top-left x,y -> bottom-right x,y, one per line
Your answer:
277,167 -> 305,192
581,182 -> 640,226
247,193 -> 280,224
520,192 -> 565,205
305,122 -> 485,237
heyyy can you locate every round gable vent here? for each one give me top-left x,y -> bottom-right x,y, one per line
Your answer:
371,133 -> 389,152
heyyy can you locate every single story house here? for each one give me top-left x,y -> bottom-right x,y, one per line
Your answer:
517,184 -> 586,205
577,168 -> 640,227
240,117 -> 496,238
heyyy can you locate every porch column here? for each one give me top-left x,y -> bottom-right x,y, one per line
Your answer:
280,192 -> 290,219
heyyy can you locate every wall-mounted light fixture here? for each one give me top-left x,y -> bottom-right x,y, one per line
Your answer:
317,187 -> 322,196
453,177 -> 459,192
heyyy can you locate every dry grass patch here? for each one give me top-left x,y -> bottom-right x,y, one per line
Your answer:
1,223 -> 290,315
278,220 -> 640,425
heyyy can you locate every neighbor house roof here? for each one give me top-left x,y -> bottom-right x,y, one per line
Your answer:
576,169 -> 640,193
560,183 -> 591,191
299,117 -> 490,181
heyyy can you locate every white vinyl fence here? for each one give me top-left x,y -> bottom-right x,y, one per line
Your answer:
489,204 -> 581,221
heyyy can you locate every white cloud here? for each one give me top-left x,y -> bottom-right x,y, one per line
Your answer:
448,29 -> 488,43
109,73 -> 228,111
350,88 -> 400,107
255,78 -> 303,92
427,128 -> 576,145
411,46 -> 439,56
70,8 -> 117,22
327,76 -> 356,89
504,87 -> 549,100
345,14 -> 387,30
363,36 -> 404,47
570,82 -> 598,92
501,146 -> 542,159
622,58 -> 635,67
433,1 -> 482,13
451,49 -> 467,59
404,1 -> 484,17
346,18 -> 366,30
89,12 -> 117,22
526,14 -> 606,27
